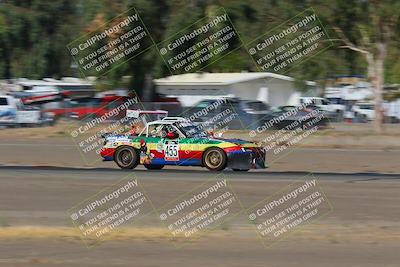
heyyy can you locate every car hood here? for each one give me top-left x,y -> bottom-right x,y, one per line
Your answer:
211,137 -> 258,148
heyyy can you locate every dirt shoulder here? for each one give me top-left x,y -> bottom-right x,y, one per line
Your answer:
1,121 -> 400,149
0,171 -> 399,267
0,122 -> 399,173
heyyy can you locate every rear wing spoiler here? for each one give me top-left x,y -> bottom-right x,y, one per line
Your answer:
126,109 -> 168,125
126,109 -> 168,118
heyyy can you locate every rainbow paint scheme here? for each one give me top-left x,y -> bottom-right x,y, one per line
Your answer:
100,118 -> 266,171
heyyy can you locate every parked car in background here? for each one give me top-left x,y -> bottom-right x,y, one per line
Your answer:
241,100 -> 271,115
43,95 -> 138,122
325,97 -> 346,121
186,98 -> 271,130
261,105 -> 329,130
291,96 -> 343,122
352,101 -> 375,122
147,93 -> 183,116
303,104 -> 336,121
383,99 -> 400,123
0,95 -> 53,127
299,97 -> 331,111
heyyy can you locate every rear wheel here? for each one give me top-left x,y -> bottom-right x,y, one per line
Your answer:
144,164 -> 164,170
114,146 -> 139,169
203,148 -> 227,171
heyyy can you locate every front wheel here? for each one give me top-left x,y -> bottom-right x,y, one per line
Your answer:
144,164 -> 164,170
203,148 -> 227,171
114,146 -> 139,169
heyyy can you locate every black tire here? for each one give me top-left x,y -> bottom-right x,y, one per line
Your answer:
203,147 -> 227,171
114,146 -> 139,169
233,169 -> 249,172
144,164 -> 164,170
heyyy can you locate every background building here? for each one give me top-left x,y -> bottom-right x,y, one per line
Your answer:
154,72 -> 316,107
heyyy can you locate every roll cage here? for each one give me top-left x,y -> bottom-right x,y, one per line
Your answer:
126,110 -> 206,139
139,120 -> 186,138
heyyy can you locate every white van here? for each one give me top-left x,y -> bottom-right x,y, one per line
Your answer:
0,95 -> 18,124
352,101 -> 375,121
299,97 -> 334,112
383,100 -> 400,122
0,95 -> 41,126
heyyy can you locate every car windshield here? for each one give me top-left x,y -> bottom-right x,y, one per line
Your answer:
194,101 -> 215,108
176,122 -> 208,138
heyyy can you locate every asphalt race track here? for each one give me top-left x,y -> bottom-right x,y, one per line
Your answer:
0,166 -> 399,267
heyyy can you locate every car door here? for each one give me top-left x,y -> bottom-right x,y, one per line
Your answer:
162,124 -> 185,164
140,124 -> 183,165
136,124 -> 165,164
160,124 -> 203,166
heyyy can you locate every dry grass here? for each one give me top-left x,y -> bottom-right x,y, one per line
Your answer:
0,226 -> 171,240
2,120 -> 400,140
0,120 -> 145,139
0,122 -> 74,139
0,223 -> 399,243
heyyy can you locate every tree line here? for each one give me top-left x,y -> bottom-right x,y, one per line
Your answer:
0,0 -> 399,130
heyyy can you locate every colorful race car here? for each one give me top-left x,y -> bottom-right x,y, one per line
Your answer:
100,115 -> 266,171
